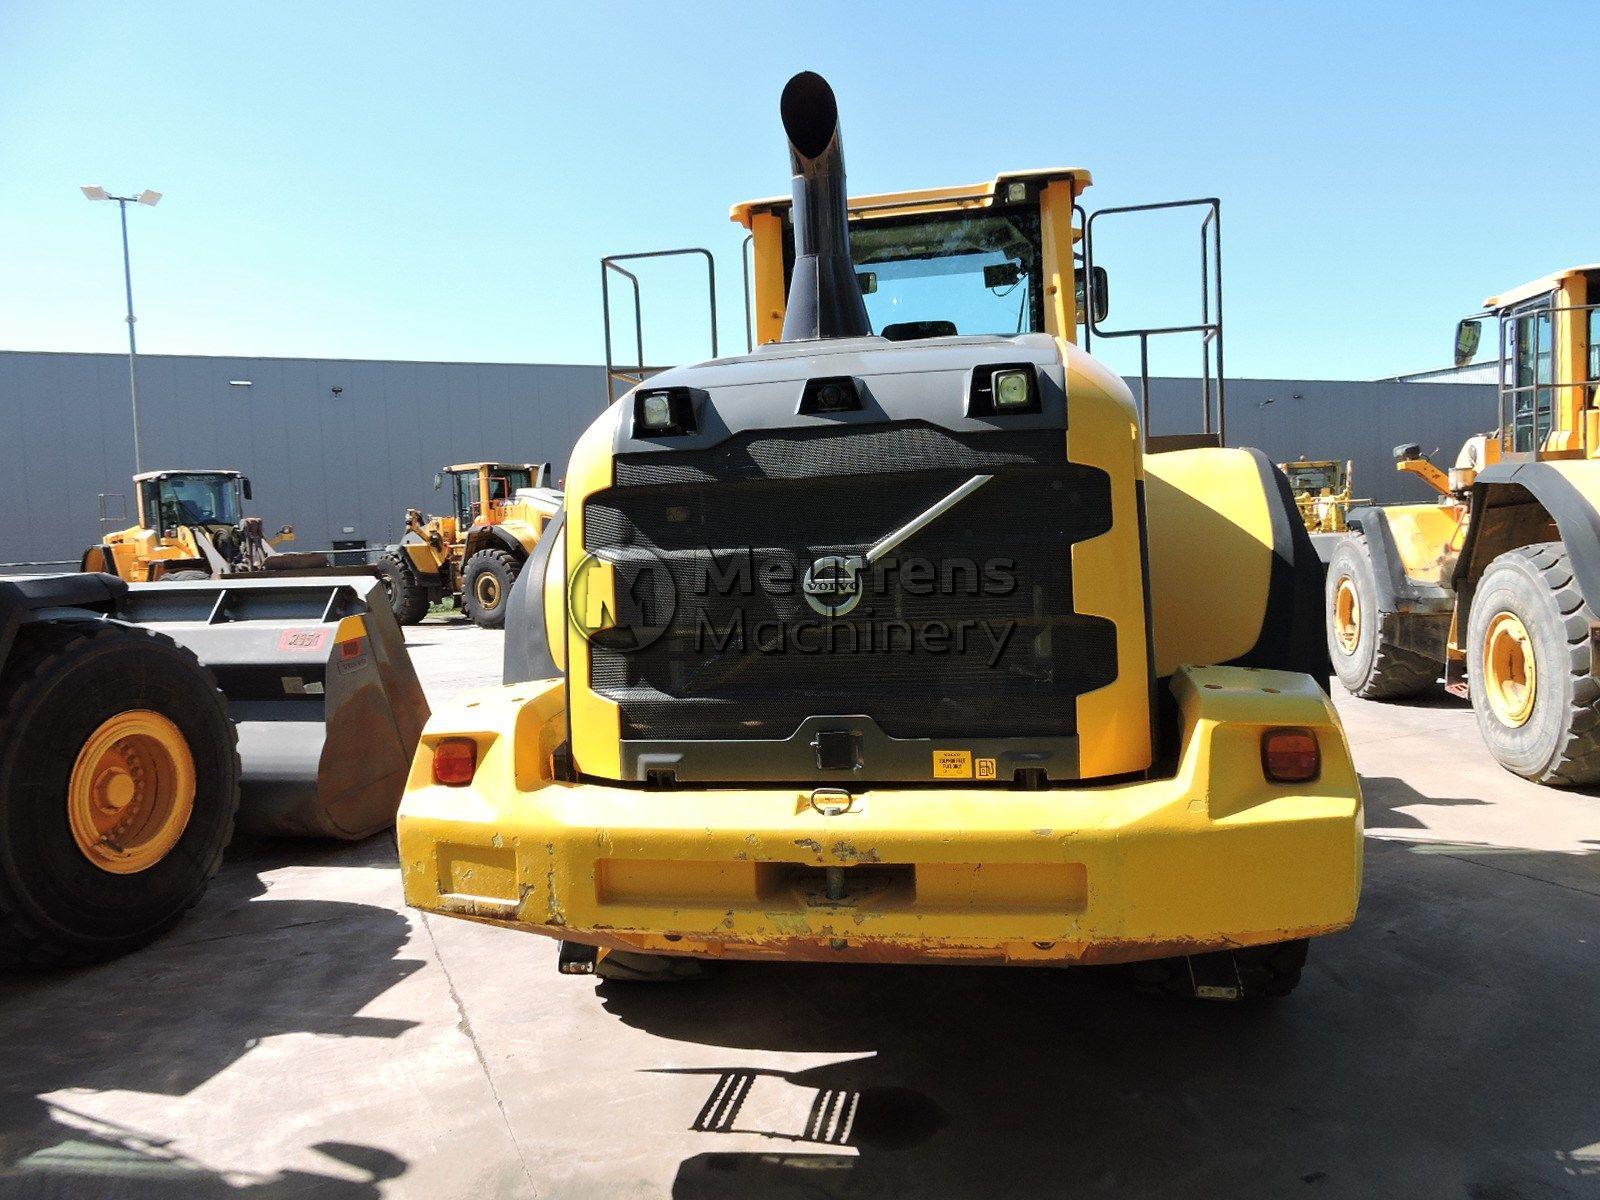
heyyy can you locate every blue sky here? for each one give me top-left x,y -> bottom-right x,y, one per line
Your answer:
2,2 -> 1592,382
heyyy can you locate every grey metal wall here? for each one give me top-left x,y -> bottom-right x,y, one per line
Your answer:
1140,375 -> 1496,505
0,351 -> 607,569
0,351 -> 1494,570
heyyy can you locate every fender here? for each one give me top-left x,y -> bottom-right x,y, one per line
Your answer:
504,509 -> 565,684
464,525 -> 529,563
1458,460 -> 1600,620
1344,506 -> 1455,614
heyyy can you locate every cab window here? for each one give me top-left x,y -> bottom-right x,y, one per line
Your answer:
1510,300 -> 1555,453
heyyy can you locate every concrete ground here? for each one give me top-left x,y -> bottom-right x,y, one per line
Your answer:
1,618 -> 1597,1199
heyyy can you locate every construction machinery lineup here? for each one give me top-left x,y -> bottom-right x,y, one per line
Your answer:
82,468 -> 331,581
0,572 -> 426,964
1280,457 -> 1356,534
376,462 -> 562,629
1328,264 -> 1600,786
397,72 -> 1359,1000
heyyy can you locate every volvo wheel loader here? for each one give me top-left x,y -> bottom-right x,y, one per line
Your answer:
1280,458 -> 1356,534
1,571 -> 428,965
376,462 -> 562,629
1328,263 -> 1600,786
397,73 -> 1360,999
82,468 -> 330,582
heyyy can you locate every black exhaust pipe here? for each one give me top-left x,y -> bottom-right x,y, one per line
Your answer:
779,72 -> 872,342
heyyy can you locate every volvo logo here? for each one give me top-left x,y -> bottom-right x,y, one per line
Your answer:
802,554 -> 865,617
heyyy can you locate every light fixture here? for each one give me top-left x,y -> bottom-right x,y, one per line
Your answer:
137,190 -> 162,207
633,388 -> 696,437
993,369 -> 1033,409
229,380 -> 253,387
641,393 -> 674,428
1003,181 -> 1028,204
80,184 -> 109,202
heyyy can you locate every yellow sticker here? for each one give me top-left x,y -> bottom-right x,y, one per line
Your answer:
932,750 -> 973,779
975,757 -> 997,780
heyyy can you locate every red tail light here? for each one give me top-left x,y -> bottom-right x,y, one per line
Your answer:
1262,728 -> 1320,783
433,738 -> 478,786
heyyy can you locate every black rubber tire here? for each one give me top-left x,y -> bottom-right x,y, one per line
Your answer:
1325,534 -> 1439,699
1466,542 -> 1600,785
595,949 -> 714,982
376,551 -> 429,626
163,569 -> 212,581
0,623 -> 241,966
1127,938 -> 1309,1000
461,549 -> 521,630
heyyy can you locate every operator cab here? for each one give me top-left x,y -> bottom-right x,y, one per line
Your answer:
440,462 -> 539,527
134,469 -> 249,532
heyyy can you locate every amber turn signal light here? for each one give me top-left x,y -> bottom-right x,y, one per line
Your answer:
1262,728 -> 1320,783
433,737 -> 478,786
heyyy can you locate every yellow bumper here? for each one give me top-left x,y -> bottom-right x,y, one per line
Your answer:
397,665 -> 1362,966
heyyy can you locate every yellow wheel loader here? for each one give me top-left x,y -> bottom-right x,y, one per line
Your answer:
81,469 -> 330,582
0,571 -> 428,965
376,462 -> 562,629
1279,458 -> 1356,533
1327,264 -> 1600,785
397,73 -> 1361,1000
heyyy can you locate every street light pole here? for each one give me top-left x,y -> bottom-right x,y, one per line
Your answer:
82,185 -> 162,474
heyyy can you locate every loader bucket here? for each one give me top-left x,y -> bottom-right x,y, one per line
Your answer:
109,575 -> 430,839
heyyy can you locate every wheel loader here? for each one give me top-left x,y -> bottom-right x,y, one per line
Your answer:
1327,263 -> 1600,786
375,462 -> 562,629
0,571 -> 428,965
82,468 -> 331,582
1279,458 -> 1356,533
397,72 -> 1361,999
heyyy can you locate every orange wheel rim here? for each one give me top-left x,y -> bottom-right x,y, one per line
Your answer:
476,573 -> 501,609
67,710 -> 195,874
1334,576 -> 1360,655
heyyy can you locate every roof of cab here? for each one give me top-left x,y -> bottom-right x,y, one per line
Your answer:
730,168 -> 1093,227
1484,264 -> 1600,310
132,469 -> 241,482
443,462 -> 538,473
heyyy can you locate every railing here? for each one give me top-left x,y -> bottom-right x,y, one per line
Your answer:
601,248 -> 719,407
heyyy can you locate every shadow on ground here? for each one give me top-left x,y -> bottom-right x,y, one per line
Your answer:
0,837 -> 417,1197
594,836 -> 1600,1199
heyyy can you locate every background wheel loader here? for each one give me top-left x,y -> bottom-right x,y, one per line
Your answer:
1279,457 -> 1356,534
376,462 -> 562,629
398,72 -> 1360,1002
82,468 -> 331,582
1327,264 -> 1600,786
0,571 -> 428,965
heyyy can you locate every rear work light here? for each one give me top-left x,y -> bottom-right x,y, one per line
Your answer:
1261,728 -> 1320,783
433,737 -> 478,786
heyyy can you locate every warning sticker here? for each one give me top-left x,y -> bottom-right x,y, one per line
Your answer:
975,757 -> 997,780
932,750 -> 973,779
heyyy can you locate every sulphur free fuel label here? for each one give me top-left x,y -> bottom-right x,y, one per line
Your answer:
933,750 -> 999,779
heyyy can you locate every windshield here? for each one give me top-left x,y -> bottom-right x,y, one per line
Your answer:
1284,463 -> 1342,493
489,468 -> 533,502
157,474 -> 242,527
843,208 -> 1044,339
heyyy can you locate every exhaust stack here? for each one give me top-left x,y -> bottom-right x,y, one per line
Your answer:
779,72 -> 872,342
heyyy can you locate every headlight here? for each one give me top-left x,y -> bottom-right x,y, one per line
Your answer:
641,393 -> 675,429
993,369 -> 1033,410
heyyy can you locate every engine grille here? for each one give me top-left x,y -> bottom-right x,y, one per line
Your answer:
585,422 -> 1118,742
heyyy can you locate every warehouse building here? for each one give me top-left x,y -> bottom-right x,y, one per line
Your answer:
0,349 -> 1494,571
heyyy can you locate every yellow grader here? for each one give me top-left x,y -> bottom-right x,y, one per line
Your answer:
1279,458 -> 1355,533
396,73 -> 1361,999
376,462 -> 561,629
81,468 -> 329,582
0,572 -> 427,964
1327,263 -> 1600,785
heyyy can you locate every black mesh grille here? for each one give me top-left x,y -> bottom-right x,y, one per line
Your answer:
586,422 -> 1118,741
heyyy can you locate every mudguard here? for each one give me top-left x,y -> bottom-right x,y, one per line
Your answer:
1344,506 -> 1455,615
1460,460 -> 1600,620
504,509 -> 565,685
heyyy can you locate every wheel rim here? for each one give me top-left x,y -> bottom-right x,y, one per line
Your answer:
67,710 -> 196,874
475,572 -> 501,610
1482,611 -> 1537,727
1334,576 -> 1361,655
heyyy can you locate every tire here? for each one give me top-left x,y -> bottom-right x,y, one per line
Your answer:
595,949 -> 714,982
0,623 -> 241,966
1127,939 -> 1309,1000
376,551 -> 429,625
164,569 -> 212,581
461,549 -> 521,630
1325,534 -> 1439,698
1466,542 -> 1600,785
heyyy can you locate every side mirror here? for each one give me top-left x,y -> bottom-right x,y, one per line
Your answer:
983,263 -> 1021,289
241,477 -> 253,501
856,271 -> 878,295
1394,443 -> 1422,462
1075,266 -> 1110,324
433,472 -> 444,490
1454,318 -> 1482,368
